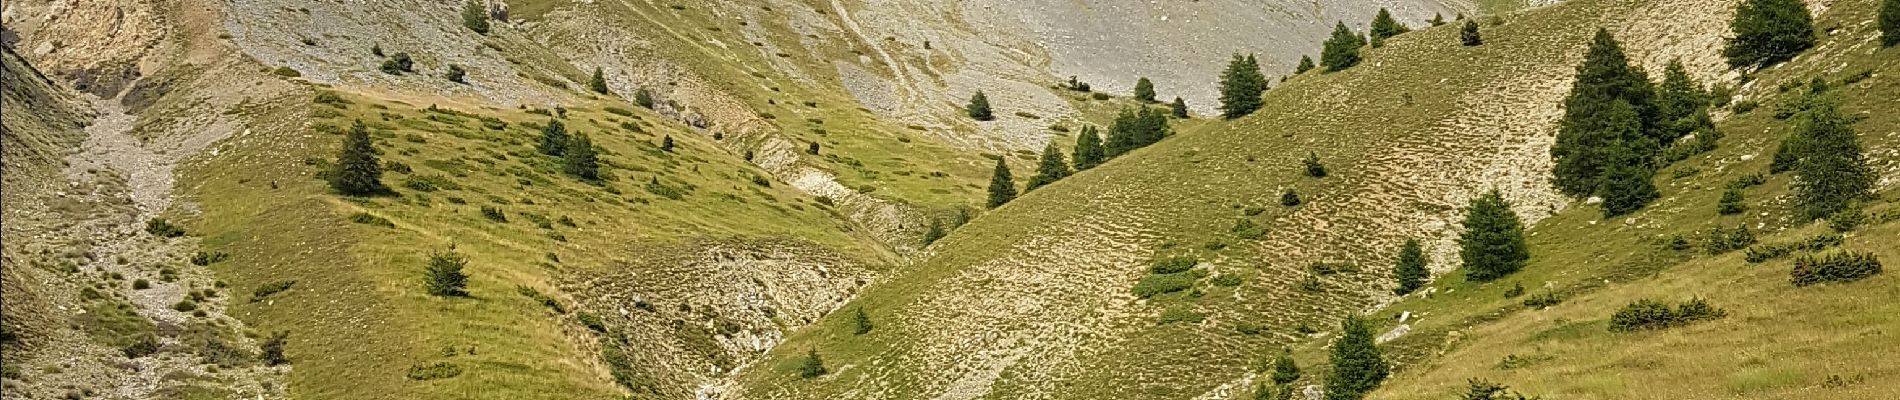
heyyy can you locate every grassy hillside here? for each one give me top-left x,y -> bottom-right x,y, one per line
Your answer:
1353,1 -> 1900,398
731,0 -> 1897,399
176,81 -> 906,399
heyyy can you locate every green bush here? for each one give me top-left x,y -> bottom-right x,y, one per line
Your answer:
403,174 -> 460,192
1791,251 -> 1882,287
251,280 -> 296,302
172,300 -> 198,312
271,66 -> 302,78
1521,292 -> 1561,309
132,279 -> 151,290
1232,219 -> 1266,240
1702,225 -> 1756,255
1609,297 -> 1727,331
1148,256 -> 1198,274
577,313 -> 607,332
190,251 -> 230,266
1133,273 -> 1196,298
479,206 -> 507,222
261,331 -> 291,366
348,212 -> 395,228
1157,306 -> 1205,325
146,218 -> 186,238
424,251 -> 469,297
406,362 -> 463,380
1211,274 -> 1243,287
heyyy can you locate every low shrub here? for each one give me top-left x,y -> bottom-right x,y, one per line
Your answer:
261,331 -> 291,366
251,280 -> 296,302
1232,219 -> 1266,240
1702,225 -> 1755,255
1133,273 -> 1196,298
349,212 -> 396,228
1791,251 -> 1882,287
406,362 -> 463,380
271,67 -> 302,78
1609,297 -> 1727,331
1148,256 -> 1198,274
516,285 -> 566,314
1157,306 -> 1205,325
479,206 -> 507,222
1521,292 -> 1561,309
577,313 -> 608,332
1211,274 -> 1243,287
145,218 -> 186,238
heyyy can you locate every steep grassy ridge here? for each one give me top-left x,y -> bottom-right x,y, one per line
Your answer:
730,0 -> 1731,398
1354,1 -> 1900,397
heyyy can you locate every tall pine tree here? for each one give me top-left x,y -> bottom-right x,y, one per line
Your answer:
1369,8 -> 1411,48
1723,0 -> 1816,68
1393,239 -> 1428,295
1073,126 -> 1106,170
1270,347 -> 1301,385
1171,97 -> 1190,119
1551,29 -> 1658,210
1025,142 -> 1071,191
1321,21 -> 1366,72
539,119 -> 569,156
986,158 -> 1017,209
564,132 -> 600,180
967,91 -> 995,121
1133,77 -> 1157,103
1325,316 -> 1389,400
589,67 -> 610,95
1884,0 -> 1900,46
461,1 -> 490,35
1107,107 -> 1171,156
1219,54 -> 1266,119
1459,190 -> 1529,282
1654,59 -> 1713,146
1461,19 -> 1483,46
1792,100 -> 1874,220
1597,139 -> 1660,218
330,120 -> 385,196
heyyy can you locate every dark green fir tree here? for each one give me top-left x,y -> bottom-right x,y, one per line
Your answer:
330,120 -> 385,196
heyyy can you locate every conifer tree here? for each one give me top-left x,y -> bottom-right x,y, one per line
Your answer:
538,119 -> 569,156
1270,347 -> 1302,385
1133,77 -> 1157,103
1791,101 -> 1873,220
1460,19 -> 1483,46
1303,152 -> 1328,178
851,307 -> 873,335
1369,8 -> 1412,48
1073,126 -> 1106,170
1325,316 -> 1389,400
1281,189 -> 1303,207
461,1 -> 491,35
986,158 -> 1017,209
1171,97 -> 1190,119
1107,107 -> 1171,156
967,91 -> 994,121
1459,190 -> 1529,281
330,121 -> 385,196
1723,0 -> 1816,68
1026,142 -> 1071,191
1884,0 -> 1900,46
799,349 -> 827,378
808,141 -> 821,155
1296,55 -> 1317,74
634,88 -> 656,109
1219,54 -> 1266,119
1654,59 -> 1712,145
661,135 -> 676,152
1551,30 -> 1657,200
1393,239 -> 1428,295
445,65 -> 467,83
564,132 -> 600,180
424,250 -> 469,297
589,67 -> 610,95
1718,187 -> 1747,215
923,217 -> 946,244
1430,13 -> 1447,26
1321,21 -> 1366,72
1597,144 -> 1659,218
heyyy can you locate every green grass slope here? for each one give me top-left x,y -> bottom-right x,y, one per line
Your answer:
178,83 -> 894,399
732,0 -> 1897,399
1349,1 -> 1900,398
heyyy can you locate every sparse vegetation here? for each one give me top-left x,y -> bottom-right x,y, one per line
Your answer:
1790,251 -> 1882,287
1608,298 -> 1727,332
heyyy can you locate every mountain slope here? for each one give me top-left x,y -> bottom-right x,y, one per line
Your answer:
729,0 -> 1895,399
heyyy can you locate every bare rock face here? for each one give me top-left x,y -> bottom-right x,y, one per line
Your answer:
0,0 -> 168,96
